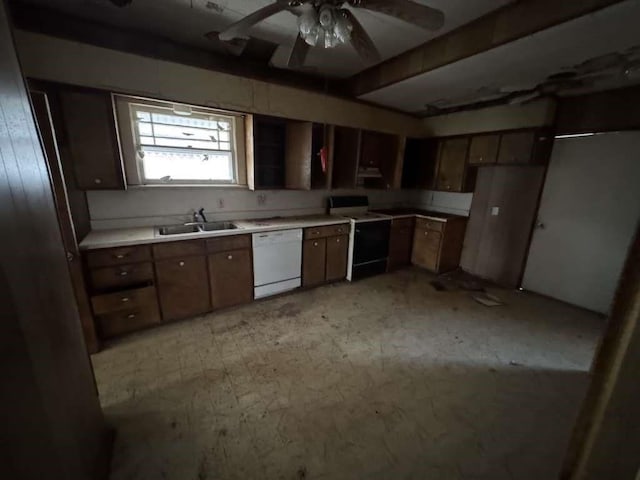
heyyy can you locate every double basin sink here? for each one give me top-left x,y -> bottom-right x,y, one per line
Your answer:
157,221 -> 238,236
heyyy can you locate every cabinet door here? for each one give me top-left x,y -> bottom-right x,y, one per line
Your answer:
388,226 -> 413,270
411,228 -> 441,272
253,115 -> 286,189
436,138 -> 469,192
303,238 -> 326,287
325,235 -> 348,282
58,88 -> 124,190
468,134 -> 499,165
155,256 -> 211,321
402,138 -> 438,189
332,126 -> 360,189
359,130 -> 399,189
497,131 -> 535,164
208,249 -> 253,309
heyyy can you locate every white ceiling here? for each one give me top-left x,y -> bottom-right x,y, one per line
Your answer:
18,0 -> 512,77
359,0 -> 640,114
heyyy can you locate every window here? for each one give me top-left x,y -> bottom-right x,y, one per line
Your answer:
115,96 -> 246,186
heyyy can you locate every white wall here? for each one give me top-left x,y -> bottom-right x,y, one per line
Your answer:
87,188 -> 413,230
14,30 -> 423,136
422,98 -> 556,137
409,190 -> 473,217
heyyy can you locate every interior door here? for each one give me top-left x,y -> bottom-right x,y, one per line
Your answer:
461,166 -> 545,287
522,132 -> 640,313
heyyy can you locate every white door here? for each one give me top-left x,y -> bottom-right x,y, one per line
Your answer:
522,132 -> 640,314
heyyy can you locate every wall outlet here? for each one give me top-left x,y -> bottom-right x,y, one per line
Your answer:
491,206 -> 500,216
257,193 -> 267,206
217,198 -> 225,209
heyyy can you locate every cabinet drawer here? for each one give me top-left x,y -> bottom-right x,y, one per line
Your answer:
89,262 -> 154,291
416,218 -> 445,232
96,304 -> 161,338
391,217 -> 415,229
91,285 -> 158,315
304,224 -> 349,240
85,245 -> 151,268
152,239 -> 205,260
206,234 -> 251,253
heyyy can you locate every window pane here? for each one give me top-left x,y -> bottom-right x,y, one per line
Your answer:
128,103 -> 238,185
141,149 -> 233,181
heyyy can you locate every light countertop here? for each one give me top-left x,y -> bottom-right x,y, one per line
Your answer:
80,215 -> 351,250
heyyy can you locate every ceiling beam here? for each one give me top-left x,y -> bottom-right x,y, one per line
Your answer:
7,1 -> 334,94
348,0 -> 628,97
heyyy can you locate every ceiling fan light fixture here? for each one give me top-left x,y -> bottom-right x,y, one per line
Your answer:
298,4 -> 352,49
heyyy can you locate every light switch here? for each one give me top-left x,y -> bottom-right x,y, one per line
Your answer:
491,206 -> 500,216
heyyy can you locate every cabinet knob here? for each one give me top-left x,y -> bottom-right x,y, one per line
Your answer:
121,297 -> 129,302
337,228 -> 343,233
179,261 -> 185,266
313,242 -> 318,247
424,232 -> 428,236
94,178 -> 102,185
479,156 -> 483,162
227,255 -> 233,260
119,271 -> 128,276
115,254 -> 126,259
336,238 -> 340,243
127,314 -> 136,319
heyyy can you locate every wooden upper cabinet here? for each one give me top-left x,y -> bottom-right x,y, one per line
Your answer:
401,138 -> 438,189
331,126 -> 360,189
285,121 -> 312,190
468,134 -> 500,165
154,256 -> 211,322
497,131 -> 535,164
436,137 -> 470,192
358,130 -> 401,189
325,235 -> 348,281
58,88 -> 125,190
252,115 -> 287,189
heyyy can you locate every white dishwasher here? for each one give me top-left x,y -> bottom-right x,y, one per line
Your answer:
252,229 -> 303,299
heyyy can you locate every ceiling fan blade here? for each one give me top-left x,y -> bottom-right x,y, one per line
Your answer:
342,9 -> 381,65
216,1 -> 289,41
288,33 -> 311,68
352,0 -> 444,31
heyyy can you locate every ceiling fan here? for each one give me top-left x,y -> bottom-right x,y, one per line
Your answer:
207,0 -> 445,68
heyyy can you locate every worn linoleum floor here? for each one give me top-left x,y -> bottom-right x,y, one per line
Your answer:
93,268 -> 603,480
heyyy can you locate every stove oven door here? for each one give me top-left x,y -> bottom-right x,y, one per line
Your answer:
352,220 -> 391,279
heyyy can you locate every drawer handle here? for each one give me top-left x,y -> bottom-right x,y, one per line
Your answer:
115,254 -> 126,259
121,297 -> 130,303
337,228 -> 343,233
227,254 -> 233,260
179,261 -> 185,267
94,178 -> 102,184
119,271 -> 129,276
127,313 -> 136,319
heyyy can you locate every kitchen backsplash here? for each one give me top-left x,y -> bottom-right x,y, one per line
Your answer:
87,188 -> 472,230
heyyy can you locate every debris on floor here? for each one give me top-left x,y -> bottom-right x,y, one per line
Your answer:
433,269 -> 490,292
472,292 -> 504,307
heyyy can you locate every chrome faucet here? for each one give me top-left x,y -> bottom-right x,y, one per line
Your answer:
186,208 -> 207,226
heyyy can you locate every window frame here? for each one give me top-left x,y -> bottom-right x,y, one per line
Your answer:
114,94 -> 247,187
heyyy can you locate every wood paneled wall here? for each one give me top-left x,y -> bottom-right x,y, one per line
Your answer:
556,86 -> 640,135
0,3 -> 110,479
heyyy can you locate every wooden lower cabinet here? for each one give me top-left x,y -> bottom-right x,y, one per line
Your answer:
91,285 -> 161,338
303,237 -> 327,287
208,249 -> 253,309
155,255 -> 211,321
326,235 -> 348,281
411,217 -> 467,273
388,218 -> 414,270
